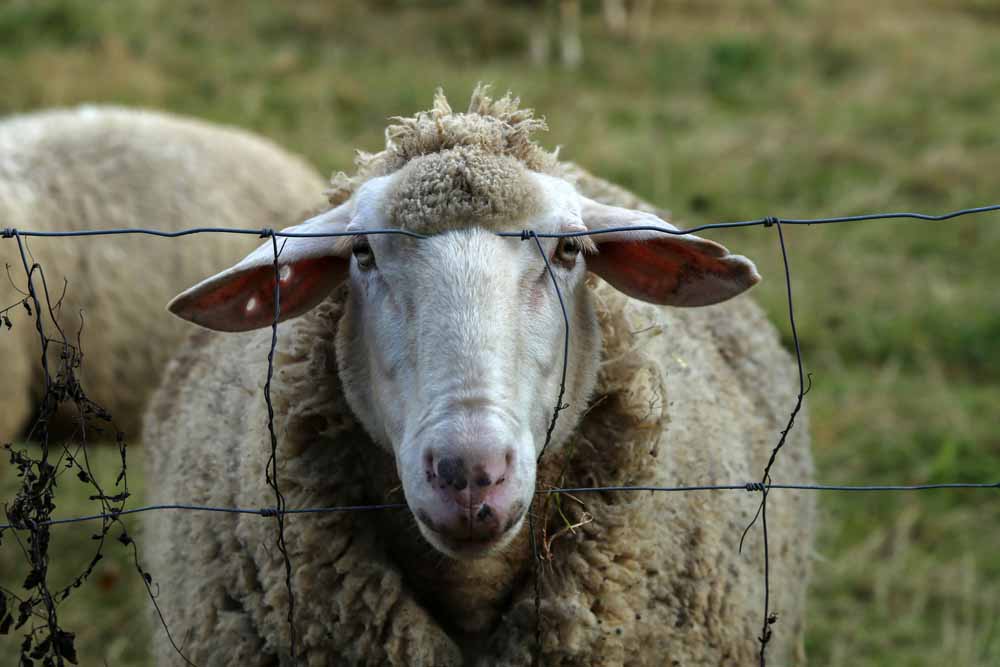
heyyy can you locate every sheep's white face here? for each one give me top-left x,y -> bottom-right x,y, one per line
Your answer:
168,168 -> 759,561
335,174 -> 600,558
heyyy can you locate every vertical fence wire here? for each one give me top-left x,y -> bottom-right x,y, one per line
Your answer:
264,232 -> 299,662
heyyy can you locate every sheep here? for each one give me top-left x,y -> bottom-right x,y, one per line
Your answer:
144,86 -> 814,666
0,106 -> 327,440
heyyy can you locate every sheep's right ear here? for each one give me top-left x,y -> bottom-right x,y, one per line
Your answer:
579,197 -> 760,306
168,204 -> 352,332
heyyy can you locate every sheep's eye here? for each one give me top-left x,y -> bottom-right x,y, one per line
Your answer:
352,237 -> 375,270
555,237 -> 582,266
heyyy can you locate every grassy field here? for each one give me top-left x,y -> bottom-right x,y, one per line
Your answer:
2,0 -> 999,664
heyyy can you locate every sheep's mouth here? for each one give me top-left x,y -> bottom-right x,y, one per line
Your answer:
415,506 -> 525,560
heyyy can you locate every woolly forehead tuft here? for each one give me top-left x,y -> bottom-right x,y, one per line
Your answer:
387,148 -> 545,234
326,85 -> 558,208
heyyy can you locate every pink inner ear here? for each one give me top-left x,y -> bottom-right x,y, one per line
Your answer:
586,237 -> 758,307
175,256 -> 347,332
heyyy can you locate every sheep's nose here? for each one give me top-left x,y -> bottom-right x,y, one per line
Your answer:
416,443 -> 528,557
430,452 -> 509,508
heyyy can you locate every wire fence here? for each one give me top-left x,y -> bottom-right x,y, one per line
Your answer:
2,203 -> 999,666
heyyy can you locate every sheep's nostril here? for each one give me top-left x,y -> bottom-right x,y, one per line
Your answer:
424,451 -> 436,481
476,505 -> 493,522
437,457 -> 468,491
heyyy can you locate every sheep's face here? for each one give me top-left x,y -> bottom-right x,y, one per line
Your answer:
168,167 -> 760,561
335,173 -> 601,559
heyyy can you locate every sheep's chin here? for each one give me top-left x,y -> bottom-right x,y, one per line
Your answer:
416,515 -> 525,561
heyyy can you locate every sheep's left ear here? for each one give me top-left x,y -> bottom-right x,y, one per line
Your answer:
168,204 -> 353,332
580,197 -> 760,306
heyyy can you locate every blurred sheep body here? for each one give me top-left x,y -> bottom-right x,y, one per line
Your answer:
144,88 -> 814,666
0,107 -> 327,439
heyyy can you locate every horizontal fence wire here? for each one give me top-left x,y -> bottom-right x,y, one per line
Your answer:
5,202 -> 1000,241
2,482 -> 999,531
2,201 -> 999,667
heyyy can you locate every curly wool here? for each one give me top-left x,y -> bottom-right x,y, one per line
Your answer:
388,148 -> 544,234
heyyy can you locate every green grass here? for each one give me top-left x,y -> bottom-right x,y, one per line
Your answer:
1,0 -> 999,664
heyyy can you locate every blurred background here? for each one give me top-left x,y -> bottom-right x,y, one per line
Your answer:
1,0 -> 998,664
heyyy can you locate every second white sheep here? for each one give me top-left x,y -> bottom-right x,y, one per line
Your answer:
0,107 -> 327,439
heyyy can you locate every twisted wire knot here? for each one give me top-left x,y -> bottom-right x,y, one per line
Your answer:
259,228 -> 275,239
2,228 -> 15,239
762,217 -> 779,228
745,482 -> 767,492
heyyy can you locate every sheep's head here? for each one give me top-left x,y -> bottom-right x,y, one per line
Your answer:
167,88 -> 760,560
